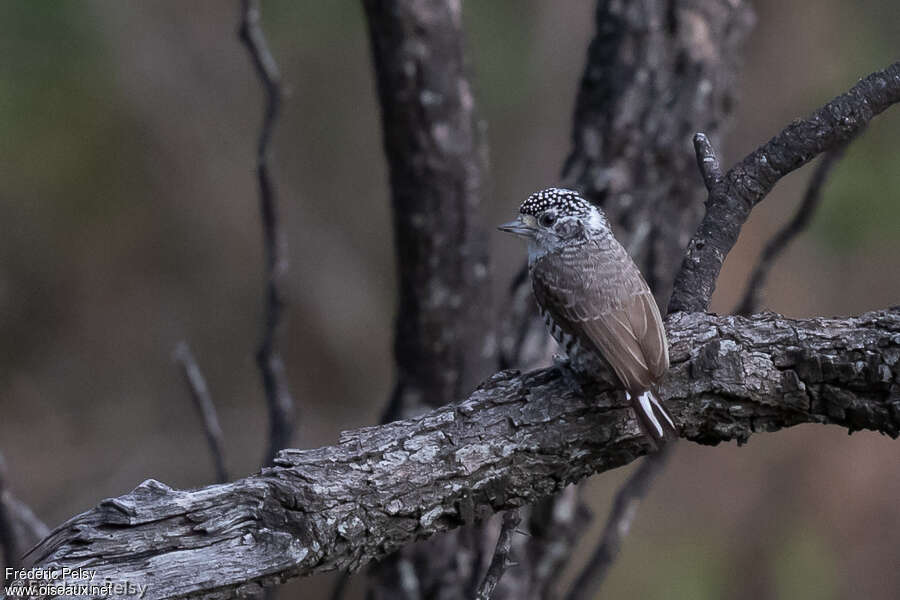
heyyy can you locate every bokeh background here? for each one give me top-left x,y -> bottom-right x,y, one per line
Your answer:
1,1 -> 898,598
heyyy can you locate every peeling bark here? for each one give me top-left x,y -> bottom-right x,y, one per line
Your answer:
13,309 -> 899,600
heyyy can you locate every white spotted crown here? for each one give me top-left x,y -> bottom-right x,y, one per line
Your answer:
519,188 -> 592,218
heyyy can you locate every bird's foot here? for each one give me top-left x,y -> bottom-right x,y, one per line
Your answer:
551,353 -> 570,369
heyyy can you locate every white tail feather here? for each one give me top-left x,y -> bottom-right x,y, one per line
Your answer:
649,393 -> 675,429
636,392 -> 663,438
626,390 -> 675,442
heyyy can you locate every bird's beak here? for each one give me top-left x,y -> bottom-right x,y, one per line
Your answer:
497,217 -> 535,237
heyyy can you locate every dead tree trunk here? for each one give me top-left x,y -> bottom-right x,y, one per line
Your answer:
362,1 -> 496,598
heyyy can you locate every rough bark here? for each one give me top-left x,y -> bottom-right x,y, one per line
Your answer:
560,0 -> 754,301
670,61 -> 900,314
496,2 -> 755,596
12,309 -> 899,600
362,1 -> 495,598
364,0 -> 493,421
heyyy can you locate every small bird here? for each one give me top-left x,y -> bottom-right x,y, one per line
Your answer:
499,187 -> 676,444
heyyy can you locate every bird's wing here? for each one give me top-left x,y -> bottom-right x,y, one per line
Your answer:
530,241 -> 669,391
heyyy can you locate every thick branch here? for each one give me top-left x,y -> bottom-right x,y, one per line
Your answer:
14,309 -> 899,599
670,62 -> 900,314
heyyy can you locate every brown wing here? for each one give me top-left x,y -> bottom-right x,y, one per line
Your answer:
531,239 -> 669,391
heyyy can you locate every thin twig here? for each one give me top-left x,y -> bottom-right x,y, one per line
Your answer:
475,509 -> 521,600
565,443 -> 675,600
734,144 -> 848,315
4,496 -> 49,551
0,453 -> 47,585
0,452 -> 18,584
239,0 -> 295,467
174,342 -> 229,484
693,133 -> 724,192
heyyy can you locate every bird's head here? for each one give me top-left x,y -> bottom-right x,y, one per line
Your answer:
498,188 -> 610,258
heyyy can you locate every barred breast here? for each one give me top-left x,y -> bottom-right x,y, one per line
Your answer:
539,306 -> 583,360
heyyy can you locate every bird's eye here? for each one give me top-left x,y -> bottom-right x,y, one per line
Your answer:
539,212 -> 556,228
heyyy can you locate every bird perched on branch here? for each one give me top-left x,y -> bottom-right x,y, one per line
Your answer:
499,187 -> 676,444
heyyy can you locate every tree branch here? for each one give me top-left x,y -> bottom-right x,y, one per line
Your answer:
733,144 -> 848,315
474,510 -> 521,600
238,0 -> 295,467
363,0 -> 493,420
693,133 -> 725,193
0,452 -> 19,583
174,342 -> 229,484
0,452 -> 49,585
669,62 -> 900,314
14,309 -> 899,599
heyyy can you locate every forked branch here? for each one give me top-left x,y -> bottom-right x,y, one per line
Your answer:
670,62 -> 900,314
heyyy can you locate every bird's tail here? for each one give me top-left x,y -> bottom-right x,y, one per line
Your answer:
627,389 -> 676,445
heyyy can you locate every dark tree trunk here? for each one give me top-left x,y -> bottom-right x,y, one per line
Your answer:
562,0 -> 754,303
497,2 -> 755,597
364,0 -> 492,421
362,1 -> 495,598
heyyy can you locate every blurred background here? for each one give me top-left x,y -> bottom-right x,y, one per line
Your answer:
1,1 -> 898,598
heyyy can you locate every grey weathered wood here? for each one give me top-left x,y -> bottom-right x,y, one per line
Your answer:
12,309 -> 899,599
360,1 -> 495,597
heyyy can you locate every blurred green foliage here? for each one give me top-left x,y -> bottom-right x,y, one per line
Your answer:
816,117 -> 900,250
0,1 -> 139,226
652,539 -> 728,600
773,528 -> 840,599
807,1 -> 900,251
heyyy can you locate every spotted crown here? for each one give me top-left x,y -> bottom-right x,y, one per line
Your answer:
520,188 -> 592,218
